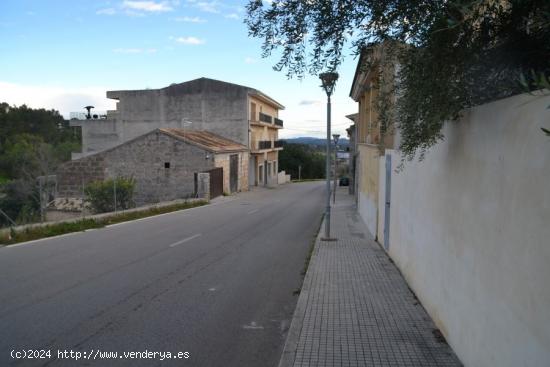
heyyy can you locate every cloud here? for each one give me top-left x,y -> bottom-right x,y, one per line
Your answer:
188,0 -> 220,14
0,81 -> 116,119
299,100 -> 322,106
172,36 -> 205,45
224,13 -> 239,20
122,1 -> 174,12
113,48 -> 157,53
244,57 -> 257,64
96,7 -> 117,15
172,16 -> 206,23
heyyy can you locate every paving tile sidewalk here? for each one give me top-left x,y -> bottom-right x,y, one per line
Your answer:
279,188 -> 462,367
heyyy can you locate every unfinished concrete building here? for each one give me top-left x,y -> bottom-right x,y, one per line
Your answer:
71,77 -> 284,187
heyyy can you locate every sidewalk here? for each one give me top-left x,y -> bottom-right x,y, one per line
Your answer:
279,188 -> 462,367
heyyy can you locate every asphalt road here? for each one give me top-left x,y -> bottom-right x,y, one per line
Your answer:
0,181 -> 325,367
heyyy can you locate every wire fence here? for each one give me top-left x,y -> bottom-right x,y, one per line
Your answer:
1,173 -> 203,230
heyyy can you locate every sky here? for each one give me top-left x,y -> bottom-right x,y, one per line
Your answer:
0,0 -> 359,139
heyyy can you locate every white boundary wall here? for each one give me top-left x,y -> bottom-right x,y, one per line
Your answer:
384,92 -> 550,367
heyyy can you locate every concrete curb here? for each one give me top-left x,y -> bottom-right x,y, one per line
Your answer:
277,217 -> 325,367
0,198 -> 208,244
0,198 -> 206,236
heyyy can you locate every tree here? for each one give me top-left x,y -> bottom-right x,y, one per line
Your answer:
278,142 -> 325,179
246,0 -> 550,160
0,104 -> 81,225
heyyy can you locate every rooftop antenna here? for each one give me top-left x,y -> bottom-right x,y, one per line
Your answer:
84,106 -> 95,119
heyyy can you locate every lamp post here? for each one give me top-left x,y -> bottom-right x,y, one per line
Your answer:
319,72 -> 339,241
332,133 -> 340,204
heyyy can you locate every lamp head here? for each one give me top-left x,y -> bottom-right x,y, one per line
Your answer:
319,72 -> 339,96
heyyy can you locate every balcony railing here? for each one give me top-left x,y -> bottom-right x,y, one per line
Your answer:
259,112 -> 273,124
258,140 -> 272,150
274,140 -> 284,148
274,118 -> 283,127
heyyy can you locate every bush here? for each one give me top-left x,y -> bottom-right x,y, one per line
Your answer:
84,177 -> 135,214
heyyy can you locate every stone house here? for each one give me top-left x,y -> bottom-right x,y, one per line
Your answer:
70,77 -> 284,187
57,128 -> 248,205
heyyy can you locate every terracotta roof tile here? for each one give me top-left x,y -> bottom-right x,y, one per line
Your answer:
159,128 -> 247,153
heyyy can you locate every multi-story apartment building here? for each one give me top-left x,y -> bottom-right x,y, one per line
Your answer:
248,93 -> 284,186
70,77 -> 284,188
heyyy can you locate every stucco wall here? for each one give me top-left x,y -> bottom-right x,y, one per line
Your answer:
357,143 -> 380,237
249,96 -> 279,120
250,124 -> 279,150
386,92 -> 550,367
377,154 -> 387,245
213,151 -> 248,194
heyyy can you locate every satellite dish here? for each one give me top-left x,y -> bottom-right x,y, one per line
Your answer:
84,105 -> 95,119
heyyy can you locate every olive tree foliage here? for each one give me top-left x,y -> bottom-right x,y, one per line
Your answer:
245,0 -> 550,160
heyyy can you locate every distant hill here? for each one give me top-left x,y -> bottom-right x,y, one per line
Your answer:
282,137 -> 349,147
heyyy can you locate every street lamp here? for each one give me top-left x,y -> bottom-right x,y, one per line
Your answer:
319,72 -> 339,241
332,133 -> 340,204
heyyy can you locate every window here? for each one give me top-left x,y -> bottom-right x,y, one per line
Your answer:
164,162 -> 170,169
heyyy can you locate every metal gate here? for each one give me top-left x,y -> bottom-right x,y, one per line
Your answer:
207,167 -> 223,199
229,154 -> 238,193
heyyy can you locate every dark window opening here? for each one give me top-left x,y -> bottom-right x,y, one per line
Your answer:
164,162 -> 170,169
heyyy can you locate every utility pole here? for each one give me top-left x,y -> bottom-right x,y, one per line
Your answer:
298,165 -> 301,181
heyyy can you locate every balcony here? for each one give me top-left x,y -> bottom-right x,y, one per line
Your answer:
258,140 -> 272,149
259,112 -> 272,124
251,140 -> 284,153
250,113 -> 283,129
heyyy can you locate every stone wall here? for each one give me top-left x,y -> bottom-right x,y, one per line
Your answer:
57,130 -> 217,206
104,131 -> 215,205
57,154 -> 107,197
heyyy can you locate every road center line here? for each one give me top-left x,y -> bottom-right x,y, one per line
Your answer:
169,233 -> 202,248
247,209 -> 259,215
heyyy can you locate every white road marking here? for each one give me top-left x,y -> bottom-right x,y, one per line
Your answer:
169,233 -> 202,248
247,209 -> 259,215
208,288 -> 216,291
242,321 -> 264,330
